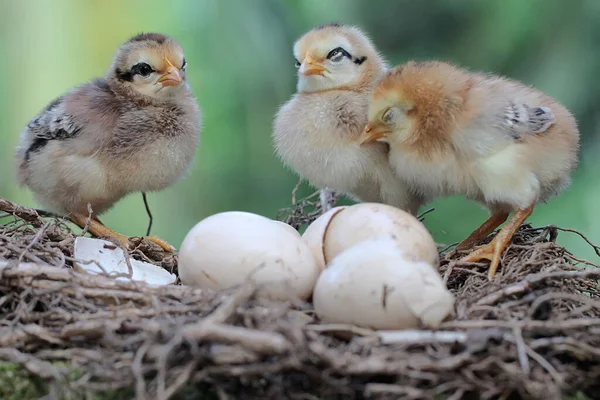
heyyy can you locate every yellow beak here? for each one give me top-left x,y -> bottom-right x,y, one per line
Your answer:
359,122 -> 392,145
158,57 -> 183,87
299,53 -> 327,76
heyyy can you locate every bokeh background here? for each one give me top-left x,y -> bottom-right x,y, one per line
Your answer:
1,0 -> 599,260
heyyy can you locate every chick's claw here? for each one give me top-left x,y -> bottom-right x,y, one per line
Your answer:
459,238 -> 505,280
69,213 -> 176,252
459,205 -> 534,280
144,236 -> 177,252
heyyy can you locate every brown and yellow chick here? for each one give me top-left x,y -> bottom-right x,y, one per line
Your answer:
15,33 -> 201,252
360,61 -> 579,279
273,24 -> 423,215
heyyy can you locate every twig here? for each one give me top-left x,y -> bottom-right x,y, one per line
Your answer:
525,346 -> 563,384
79,203 -> 94,237
161,359 -> 198,400
551,226 -> 600,257
142,192 -> 153,236
204,284 -> 255,325
441,318 -> 600,330
512,327 -> 530,375
305,323 -> 377,337
0,198 -> 45,228
0,348 -> 64,380
18,221 -> 50,264
182,323 -> 290,355
378,329 -> 468,345
476,269 -> 600,306
417,207 -> 435,222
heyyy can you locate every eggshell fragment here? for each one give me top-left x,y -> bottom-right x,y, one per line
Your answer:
301,206 -> 347,271
73,237 -> 176,286
178,211 -> 320,301
323,203 -> 439,268
313,236 -> 454,330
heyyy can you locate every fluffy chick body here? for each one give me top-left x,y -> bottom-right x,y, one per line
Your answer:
273,24 -> 422,214
366,61 -> 578,213
16,33 -> 201,217
362,61 -> 579,278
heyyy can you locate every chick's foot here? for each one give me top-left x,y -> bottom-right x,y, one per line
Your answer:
459,205 -> 534,280
70,213 -> 176,252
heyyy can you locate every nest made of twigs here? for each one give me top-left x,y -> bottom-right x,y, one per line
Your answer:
0,194 -> 600,400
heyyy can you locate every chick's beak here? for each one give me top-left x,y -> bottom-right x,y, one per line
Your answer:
299,53 -> 327,76
359,122 -> 392,146
158,57 -> 183,87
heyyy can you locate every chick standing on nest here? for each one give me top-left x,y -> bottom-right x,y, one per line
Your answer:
272,24 -> 422,215
15,33 -> 201,252
360,61 -> 579,279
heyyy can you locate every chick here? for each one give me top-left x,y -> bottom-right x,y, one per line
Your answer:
272,23 -> 423,215
360,61 -> 579,279
15,33 -> 201,252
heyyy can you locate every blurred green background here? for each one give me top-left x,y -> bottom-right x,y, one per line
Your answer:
1,0 -> 599,260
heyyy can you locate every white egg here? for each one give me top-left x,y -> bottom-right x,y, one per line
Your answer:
178,211 -> 320,301
301,206 -> 347,271
322,203 -> 439,268
273,220 -> 302,238
313,236 -> 454,330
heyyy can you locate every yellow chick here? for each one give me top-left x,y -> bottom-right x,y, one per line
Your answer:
272,23 -> 423,215
15,33 -> 201,251
360,61 -> 579,279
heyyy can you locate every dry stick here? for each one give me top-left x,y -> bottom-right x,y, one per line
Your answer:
291,178 -> 304,205
552,226 -> 600,257
364,383 -> 424,397
476,269 -> 600,306
0,239 -> 48,265
79,203 -> 94,237
529,336 -> 600,357
0,197 -> 45,228
17,221 -> 50,264
377,329 -> 468,345
133,342 -> 150,400
142,192 -> 153,236
0,261 -> 205,297
0,348 -> 63,380
161,359 -> 198,400
525,345 -> 563,384
305,323 -> 377,338
182,323 -> 290,355
528,292 -> 600,319
441,318 -> 600,330
205,284 -> 255,325
512,327 -> 531,375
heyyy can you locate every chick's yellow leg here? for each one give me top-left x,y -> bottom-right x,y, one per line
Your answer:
69,213 -> 176,252
460,205 -> 534,280
456,211 -> 509,251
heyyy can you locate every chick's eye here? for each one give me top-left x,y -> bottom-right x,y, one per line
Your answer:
132,62 -> 154,77
294,59 -> 301,68
327,47 -> 349,63
382,108 -> 395,123
181,58 -> 187,70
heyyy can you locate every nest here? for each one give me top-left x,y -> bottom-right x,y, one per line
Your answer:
1,194 -> 600,400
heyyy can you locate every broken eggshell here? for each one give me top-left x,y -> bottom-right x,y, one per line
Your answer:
306,203 -> 439,268
178,211 -> 320,301
73,237 -> 176,286
301,206 -> 347,271
313,236 -> 454,330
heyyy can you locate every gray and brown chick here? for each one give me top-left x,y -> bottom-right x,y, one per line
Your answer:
15,33 -> 201,251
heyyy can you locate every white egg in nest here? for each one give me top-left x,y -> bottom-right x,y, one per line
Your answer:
178,211 -> 319,301
302,203 -> 438,270
313,236 -> 454,330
